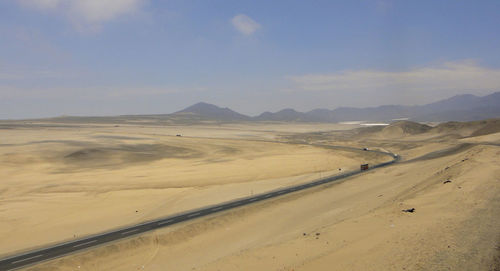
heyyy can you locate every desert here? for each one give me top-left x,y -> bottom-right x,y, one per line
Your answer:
0,117 -> 498,271
2,2 -> 500,270
0,121 -> 387,256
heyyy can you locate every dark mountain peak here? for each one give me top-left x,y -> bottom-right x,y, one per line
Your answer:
173,92 -> 500,123
415,91 -> 500,121
448,93 -> 478,99
424,93 -> 480,109
479,91 -> 500,105
254,108 -> 307,121
169,91 -> 500,123
175,102 -> 250,121
276,108 -> 300,114
483,91 -> 500,99
306,108 -> 330,114
178,102 -> 223,113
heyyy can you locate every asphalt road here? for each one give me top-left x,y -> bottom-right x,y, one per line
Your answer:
0,145 -> 399,271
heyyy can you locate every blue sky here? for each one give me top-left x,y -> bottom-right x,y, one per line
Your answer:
1,0 -> 500,118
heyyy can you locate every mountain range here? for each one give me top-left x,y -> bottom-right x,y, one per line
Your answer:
173,92 -> 500,123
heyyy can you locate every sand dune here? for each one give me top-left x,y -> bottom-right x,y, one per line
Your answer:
23,126 -> 500,271
379,121 -> 431,137
0,122 -> 380,257
345,118 -> 500,142
1,120 -> 498,270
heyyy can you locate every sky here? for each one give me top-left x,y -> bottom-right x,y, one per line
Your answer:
1,0 -> 500,119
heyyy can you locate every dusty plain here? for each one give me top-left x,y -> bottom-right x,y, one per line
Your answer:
0,119 -> 499,270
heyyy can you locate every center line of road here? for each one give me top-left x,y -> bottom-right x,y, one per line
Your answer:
157,219 -> 173,226
187,212 -> 200,218
11,254 -> 44,264
120,229 -> 139,235
72,240 -> 98,248
212,207 -> 222,211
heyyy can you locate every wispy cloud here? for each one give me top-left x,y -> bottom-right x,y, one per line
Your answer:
231,14 -> 260,35
288,60 -> 500,94
18,0 -> 146,32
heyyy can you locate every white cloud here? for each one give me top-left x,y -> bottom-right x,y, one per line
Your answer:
18,0 -> 145,31
231,14 -> 260,35
288,60 -> 500,94
70,0 -> 143,23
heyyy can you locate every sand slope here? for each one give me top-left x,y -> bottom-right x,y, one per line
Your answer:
0,123 -> 380,257
15,121 -> 500,271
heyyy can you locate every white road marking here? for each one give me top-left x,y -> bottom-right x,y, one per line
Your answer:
11,254 -> 44,264
157,219 -> 173,226
72,240 -> 98,248
212,207 -> 222,211
187,212 -> 200,218
120,229 -> 139,235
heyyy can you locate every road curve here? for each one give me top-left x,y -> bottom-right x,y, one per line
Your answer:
0,145 -> 399,271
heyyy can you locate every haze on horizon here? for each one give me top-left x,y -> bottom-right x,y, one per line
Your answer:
1,0 -> 500,119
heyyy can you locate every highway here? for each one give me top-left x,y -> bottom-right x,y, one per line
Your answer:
0,145 -> 399,271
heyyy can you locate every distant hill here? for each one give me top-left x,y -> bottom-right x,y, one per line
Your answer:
352,120 -> 433,139
354,118 -> 500,139
251,91 -> 500,122
15,92 -> 500,124
328,105 -> 416,122
430,118 -> 500,137
255,109 -> 313,122
414,92 -> 500,121
174,102 -> 250,121
469,119 -> 500,136
380,121 -> 432,137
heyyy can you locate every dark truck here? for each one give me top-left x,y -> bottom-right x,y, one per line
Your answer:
360,164 -> 369,170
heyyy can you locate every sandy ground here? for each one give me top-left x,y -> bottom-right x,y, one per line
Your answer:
0,122 -> 380,257
1,121 -> 499,270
